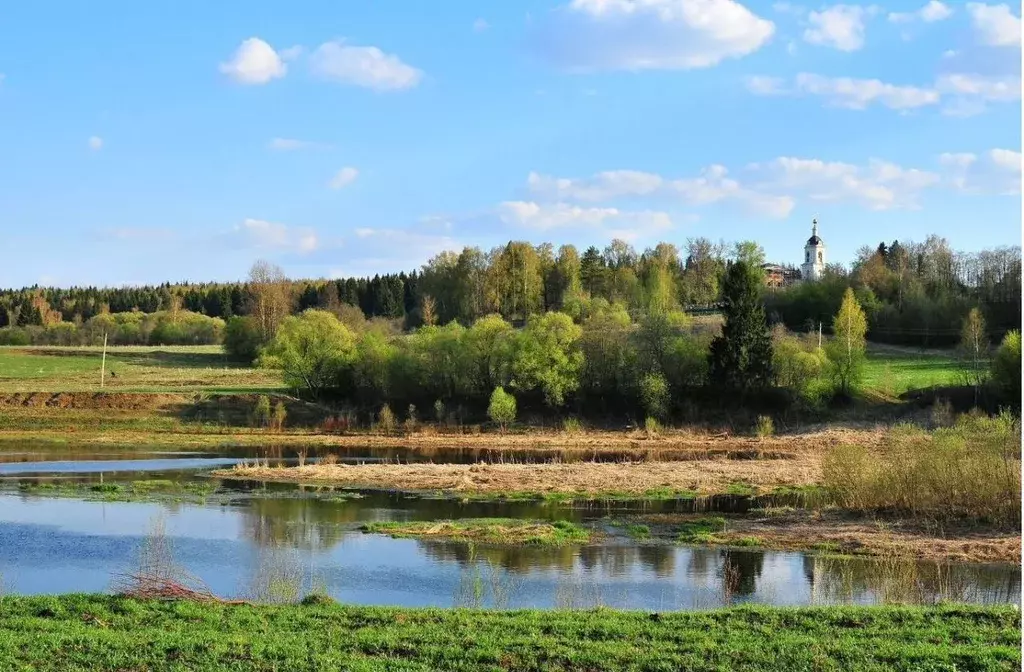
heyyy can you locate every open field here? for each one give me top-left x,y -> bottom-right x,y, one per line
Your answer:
861,344 -> 963,397
0,596 -> 1016,671
0,345 -> 281,393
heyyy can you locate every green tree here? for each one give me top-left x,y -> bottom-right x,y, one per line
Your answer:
826,288 -> 868,396
991,330 -> 1021,408
639,372 -> 670,420
487,386 -> 517,432
224,316 -> 263,362
511,311 -> 583,407
259,310 -> 356,398
708,261 -> 774,393
464,314 -> 515,395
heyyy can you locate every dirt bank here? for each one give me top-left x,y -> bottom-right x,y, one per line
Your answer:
0,392 -> 187,410
633,510 -> 1021,564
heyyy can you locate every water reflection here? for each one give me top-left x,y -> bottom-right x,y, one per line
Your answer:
0,494 -> 1016,609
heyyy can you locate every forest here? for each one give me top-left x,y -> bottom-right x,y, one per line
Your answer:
0,234 -> 1019,350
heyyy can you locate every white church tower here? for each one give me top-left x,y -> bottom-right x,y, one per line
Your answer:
801,218 -> 826,281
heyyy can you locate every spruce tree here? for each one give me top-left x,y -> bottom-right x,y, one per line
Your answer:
708,261 -> 773,393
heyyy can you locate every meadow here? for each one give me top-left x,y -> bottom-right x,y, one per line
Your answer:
0,596 -> 1017,672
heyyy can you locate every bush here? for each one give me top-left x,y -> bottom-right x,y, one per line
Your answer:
562,417 -> 583,434
259,310 -> 357,398
991,330 -> 1021,409
404,404 -> 418,434
271,401 -> 287,431
639,372 -> 670,421
376,404 -> 397,435
252,396 -> 271,428
823,413 -> 1020,525
487,387 -> 517,433
644,416 -> 661,437
754,415 -> 774,438
433,399 -> 445,424
225,316 -> 264,362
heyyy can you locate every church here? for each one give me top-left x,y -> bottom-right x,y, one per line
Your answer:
762,219 -> 826,288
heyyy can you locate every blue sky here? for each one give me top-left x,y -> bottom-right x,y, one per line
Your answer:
0,0 -> 1019,287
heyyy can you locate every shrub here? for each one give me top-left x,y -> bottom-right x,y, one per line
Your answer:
271,401 -> 287,431
487,387 -> 517,433
376,404 -> 397,435
433,399 -> 446,425
644,416 -> 661,437
562,417 -> 583,434
929,398 -> 954,429
823,413 -> 1020,526
754,415 -> 774,438
252,396 -> 271,428
404,404 -> 418,434
639,372 -> 670,421
224,316 -> 264,362
991,330 -> 1021,409
259,310 -> 357,399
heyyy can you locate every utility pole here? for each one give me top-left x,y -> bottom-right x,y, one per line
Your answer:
100,332 -> 108,389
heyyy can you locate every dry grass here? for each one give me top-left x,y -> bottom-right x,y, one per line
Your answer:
823,413 -> 1021,526
217,454 -> 825,497
635,510 -> 1021,564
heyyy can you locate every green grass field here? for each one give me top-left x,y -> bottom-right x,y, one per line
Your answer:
0,345 -> 282,393
862,346 -> 963,397
0,596 -> 1016,671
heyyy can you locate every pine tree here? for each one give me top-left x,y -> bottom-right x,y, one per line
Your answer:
708,261 -> 773,393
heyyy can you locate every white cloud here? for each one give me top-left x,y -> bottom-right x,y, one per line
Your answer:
791,73 -> 940,109
219,37 -> 287,85
803,5 -> 871,51
527,165 -> 795,218
534,0 -> 775,71
888,0 -> 952,23
937,72 -> 1021,115
745,75 -> 787,95
328,167 -> 359,190
309,41 -> 422,91
473,18 -> 490,32
236,218 -> 319,253
966,3 -> 1021,46
328,228 -> 462,276
495,201 -> 675,239
268,137 -> 328,151
749,157 -> 941,209
941,148 -> 1021,193
88,136 -> 103,151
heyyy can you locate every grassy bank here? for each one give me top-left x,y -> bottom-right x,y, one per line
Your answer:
361,518 -> 590,546
0,596 -> 1017,671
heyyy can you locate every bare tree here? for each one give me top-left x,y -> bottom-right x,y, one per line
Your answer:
247,260 -> 293,342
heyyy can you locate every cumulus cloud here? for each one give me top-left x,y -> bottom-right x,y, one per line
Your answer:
219,38 -> 287,84
803,5 -> 873,51
88,136 -> 103,151
235,218 -> 319,253
328,167 -> 359,190
888,0 -> 952,23
309,41 -> 422,90
533,0 -> 775,71
967,2 -> 1021,46
748,157 -> 941,209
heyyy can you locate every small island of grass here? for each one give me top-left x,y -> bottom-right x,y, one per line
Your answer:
360,518 -> 590,546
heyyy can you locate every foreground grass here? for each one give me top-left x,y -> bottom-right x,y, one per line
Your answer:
0,345 -> 281,393
361,518 -> 590,546
0,596 -> 1016,671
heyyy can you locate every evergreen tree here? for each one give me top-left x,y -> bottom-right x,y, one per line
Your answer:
708,261 -> 773,393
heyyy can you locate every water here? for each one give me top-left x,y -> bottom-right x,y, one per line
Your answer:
0,447 -> 1019,610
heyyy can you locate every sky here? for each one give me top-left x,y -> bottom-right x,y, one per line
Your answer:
0,0 -> 1020,288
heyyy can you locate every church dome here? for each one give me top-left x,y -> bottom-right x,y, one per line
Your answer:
806,218 -> 823,246
806,234 -> 822,246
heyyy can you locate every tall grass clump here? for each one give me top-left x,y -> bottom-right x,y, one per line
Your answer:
823,412 -> 1021,526
754,415 -> 774,439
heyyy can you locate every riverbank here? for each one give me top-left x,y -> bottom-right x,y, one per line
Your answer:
214,458 -> 824,497
622,510 -> 1022,564
0,596 -> 1016,671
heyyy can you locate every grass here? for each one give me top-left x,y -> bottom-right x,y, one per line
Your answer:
0,596 -> 1016,671
676,517 -> 728,544
14,479 -> 218,503
862,347 -> 963,398
0,345 -> 282,393
360,518 -> 590,546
